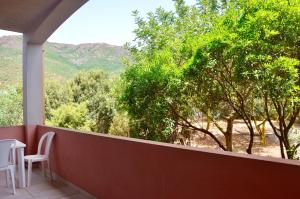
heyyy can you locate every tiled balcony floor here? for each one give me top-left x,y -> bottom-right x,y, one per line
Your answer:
0,168 -> 94,199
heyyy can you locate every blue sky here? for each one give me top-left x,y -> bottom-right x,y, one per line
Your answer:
0,0 -> 196,46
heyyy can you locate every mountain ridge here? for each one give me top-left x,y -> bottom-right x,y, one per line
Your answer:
0,35 -> 129,88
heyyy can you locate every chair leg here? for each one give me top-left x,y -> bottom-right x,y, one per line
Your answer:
47,160 -> 52,181
27,160 -> 32,187
41,161 -> 46,178
9,168 -> 16,195
5,170 -> 10,187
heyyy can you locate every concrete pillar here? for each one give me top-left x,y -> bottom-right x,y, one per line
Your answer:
23,34 -> 45,154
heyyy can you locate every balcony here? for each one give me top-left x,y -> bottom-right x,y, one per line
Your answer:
0,1 -> 300,198
1,125 -> 300,199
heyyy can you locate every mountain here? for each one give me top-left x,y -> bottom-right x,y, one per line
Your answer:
0,35 -> 129,88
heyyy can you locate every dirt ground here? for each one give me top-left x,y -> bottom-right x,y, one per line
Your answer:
184,119 -> 300,159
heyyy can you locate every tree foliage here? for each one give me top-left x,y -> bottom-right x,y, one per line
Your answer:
45,70 -> 117,134
119,0 -> 300,158
48,102 -> 91,130
0,86 -> 23,126
69,70 -> 115,133
45,80 -> 72,120
120,0 -> 205,142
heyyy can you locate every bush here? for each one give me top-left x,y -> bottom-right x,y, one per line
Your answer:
47,102 -> 91,131
109,111 -> 130,137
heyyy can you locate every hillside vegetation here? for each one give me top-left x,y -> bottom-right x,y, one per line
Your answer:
0,35 -> 129,88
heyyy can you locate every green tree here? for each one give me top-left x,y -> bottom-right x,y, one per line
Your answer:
45,80 -> 72,120
263,57 -> 300,159
121,0 -> 300,156
186,0 -> 300,156
0,86 -> 23,126
48,102 -> 91,131
69,70 -> 115,133
185,13 -> 259,153
120,64 -> 183,142
109,111 -> 130,137
120,1 -> 200,142
120,0 -> 237,150
45,70 -> 117,134
225,0 -> 300,158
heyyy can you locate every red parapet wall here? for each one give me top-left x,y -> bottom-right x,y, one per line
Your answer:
37,125 -> 300,199
0,125 -> 25,142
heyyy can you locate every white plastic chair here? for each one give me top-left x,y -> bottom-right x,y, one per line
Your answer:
0,140 -> 16,195
24,132 -> 55,187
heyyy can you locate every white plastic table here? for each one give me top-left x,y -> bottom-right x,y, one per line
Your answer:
15,140 -> 26,188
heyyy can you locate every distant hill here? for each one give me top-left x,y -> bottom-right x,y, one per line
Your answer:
0,35 -> 129,88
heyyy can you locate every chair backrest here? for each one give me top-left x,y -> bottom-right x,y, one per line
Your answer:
0,140 -> 15,168
37,132 -> 55,157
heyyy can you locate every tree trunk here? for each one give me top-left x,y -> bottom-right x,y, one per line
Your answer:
279,139 -> 286,159
224,116 -> 234,151
225,133 -> 233,151
282,134 -> 294,159
206,109 -> 211,131
254,119 -> 267,145
261,121 -> 266,145
246,128 -> 254,154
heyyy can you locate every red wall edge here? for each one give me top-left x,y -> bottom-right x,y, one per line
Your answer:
37,125 -> 300,199
0,125 -> 25,142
